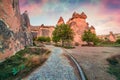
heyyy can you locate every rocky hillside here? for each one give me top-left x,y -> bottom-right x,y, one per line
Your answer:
0,0 -> 33,61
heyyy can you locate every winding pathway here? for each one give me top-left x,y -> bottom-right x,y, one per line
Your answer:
25,45 -> 78,80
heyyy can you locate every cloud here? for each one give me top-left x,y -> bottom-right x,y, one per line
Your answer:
19,0 -> 120,34
20,0 -> 47,15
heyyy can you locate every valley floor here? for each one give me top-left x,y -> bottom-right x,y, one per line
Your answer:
66,46 -> 120,80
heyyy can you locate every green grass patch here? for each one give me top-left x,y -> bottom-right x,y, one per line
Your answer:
107,55 -> 120,80
0,48 -> 50,80
96,41 -> 120,47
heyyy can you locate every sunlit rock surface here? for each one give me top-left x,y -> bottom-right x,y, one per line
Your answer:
0,0 -> 33,60
57,17 -> 65,26
67,12 -> 89,44
31,24 -> 55,39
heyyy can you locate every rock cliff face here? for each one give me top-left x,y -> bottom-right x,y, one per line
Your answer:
0,0 -> 33,60
67,12 -> 89,44
31,24 -> 54,39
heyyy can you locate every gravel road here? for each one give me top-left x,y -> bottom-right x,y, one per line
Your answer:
25,46 -> 78,80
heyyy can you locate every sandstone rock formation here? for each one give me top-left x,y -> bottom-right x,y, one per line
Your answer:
31,24 -> 54,39
57,17 -> 65,26
90,26 -> 96,34
108,31 -> 116,42
0,0 -> 33,60
0,0 -> 21,32
67,12 -> 89,44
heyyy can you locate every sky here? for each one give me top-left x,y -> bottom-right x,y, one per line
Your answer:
19,0 -> 120,35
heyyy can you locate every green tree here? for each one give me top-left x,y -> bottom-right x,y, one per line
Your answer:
52,24 -> 74,47
82,30 -> 99,45
116,39 -> 120,44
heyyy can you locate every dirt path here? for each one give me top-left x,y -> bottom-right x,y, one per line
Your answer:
24,45 -> 79,80
65,47 -> 120,80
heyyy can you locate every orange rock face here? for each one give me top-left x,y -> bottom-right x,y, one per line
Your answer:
31,24 -> 55,39
0,0 -> 21,32
67,12 -> 89,44
108,32 -> 116,42
90,26 -> 96,34
57,17 -> 65,26
0,0 -> 33,61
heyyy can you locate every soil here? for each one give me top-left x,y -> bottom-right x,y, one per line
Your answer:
66,46 -> 120,80
63,53 -> 81,80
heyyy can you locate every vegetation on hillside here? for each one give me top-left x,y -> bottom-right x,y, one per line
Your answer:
0,48 -> 50,80
116,39 -> 120,44
107,55 -> 120,80
52,24 -> 74,47
96,37 -> 120,47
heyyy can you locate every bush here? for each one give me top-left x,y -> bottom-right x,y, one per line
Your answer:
107,55 -> 120,80
116,39 -> 120,44
82,30 -> 99,45
37,36 -> 51,42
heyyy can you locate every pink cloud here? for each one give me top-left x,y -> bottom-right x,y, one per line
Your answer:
103,0 -> 120,5
20,0 -> 47,16
79,3 -> 120,34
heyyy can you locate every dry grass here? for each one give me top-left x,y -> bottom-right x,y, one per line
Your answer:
0,47 -> 51,80
68,47 -> 120,80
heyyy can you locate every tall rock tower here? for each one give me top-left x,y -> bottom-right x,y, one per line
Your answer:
0,0 -> 33,60
67,12 -> 89,45
57,17 -> 65,26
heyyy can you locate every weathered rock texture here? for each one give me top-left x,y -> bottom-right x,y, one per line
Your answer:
67,12 -> 95,44
57,17 -> 65,26
108,32 -> 116,42
31,24 -> 54,39
0,0 -> 33,60
31,12 -> 96,45
98,32 -> 118,42
90,26 -> 96,34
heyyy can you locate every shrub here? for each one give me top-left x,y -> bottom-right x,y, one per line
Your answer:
82,30 -> 99,45
116,39 -> 120,44
107,55 -> 120,80
0,48 -> 50,80
37,36 -> 51,42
